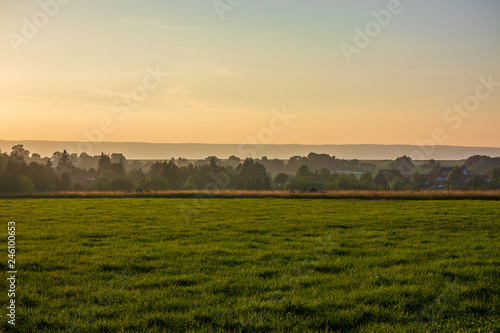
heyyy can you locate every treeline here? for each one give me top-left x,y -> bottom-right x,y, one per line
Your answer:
1,145 -> 500,194
0,145 -> 272,193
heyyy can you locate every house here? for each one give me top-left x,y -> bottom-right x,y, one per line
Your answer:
415,173 -> 435,185
423,166 -> 490,187
435,167 -> 452,183
432,166 -> 468,185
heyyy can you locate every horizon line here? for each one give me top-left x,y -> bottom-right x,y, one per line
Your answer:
1,139 -> 500,150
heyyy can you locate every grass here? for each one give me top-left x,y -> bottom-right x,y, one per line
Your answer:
0,198 -> 499,332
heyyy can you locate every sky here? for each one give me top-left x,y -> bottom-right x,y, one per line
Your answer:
1,0 -> 499,149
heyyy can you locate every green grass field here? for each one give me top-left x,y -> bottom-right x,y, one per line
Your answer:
0,199 -> 499,332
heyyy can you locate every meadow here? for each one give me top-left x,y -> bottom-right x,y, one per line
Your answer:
0,198 -> 498,332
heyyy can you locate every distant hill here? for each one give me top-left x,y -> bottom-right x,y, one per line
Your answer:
1,140 -> 500,160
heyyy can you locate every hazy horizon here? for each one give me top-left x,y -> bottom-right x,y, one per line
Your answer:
2,138 -> 500,148
2,139 -> 500,161
1,1 -> 499,148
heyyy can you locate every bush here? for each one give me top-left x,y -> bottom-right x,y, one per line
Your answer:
16,175 -> 35,193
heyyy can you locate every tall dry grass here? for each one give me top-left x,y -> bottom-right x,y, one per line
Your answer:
1,189 -> 500,200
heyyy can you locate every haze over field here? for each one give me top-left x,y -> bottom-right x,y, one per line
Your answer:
1,1 -> 499,149
1,140 -> 500,160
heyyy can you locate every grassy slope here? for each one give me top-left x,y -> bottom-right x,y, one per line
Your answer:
0,199 -> 499,332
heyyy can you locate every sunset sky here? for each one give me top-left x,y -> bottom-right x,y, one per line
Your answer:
1,0 -> 499,147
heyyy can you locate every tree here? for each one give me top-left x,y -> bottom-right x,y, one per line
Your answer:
10,144 -> 30,161
255,177 -> 263,190
373,172 -> 388,189
390,178 -> 405,191
92,171 -> 115,191
141,178 -> 169,191
467,175 -> 488,190
490,167 -> 500,183
70,153 -> 79,166
389,156 -> 414,175
184,175 -> 196,190
226,155 -> 241,169
360,162 -> 376,174
59,172 -> 72,191
52,151 -> 62,162
237,158 -> 271,190
285,155 -> 307,174
208,156 -> 219,170
129,168 -> 146,184
99,170 -> 117,181
58,150 -> 73,168
288,165 -> 318,190
111,159 -> 125,176
294,165 -> 314,182
447,166 -> 462,183
274,173 -> 289,185
97,153 -> 112,173
431,160 -> 442,171
335,174 -> 358,190
413,173 -> 427,191
108,177 -> 132,191
306,153 -> 335,172
1,151 -> 29,193
15,175 -> 35,193
111,153 -> 126,164
464,155 -> 500,175
318,168 -> 332,183
162,160 -> 181,189
489,168 -> 500,189
0,151 -> 7,180
374,169 -> 405,190
26,162 -> 51,191
360,172 -> 373,189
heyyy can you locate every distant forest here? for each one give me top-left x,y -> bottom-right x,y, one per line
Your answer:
1,144 -> 500,194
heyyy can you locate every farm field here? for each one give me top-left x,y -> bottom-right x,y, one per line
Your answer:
0,199 -> 499,332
